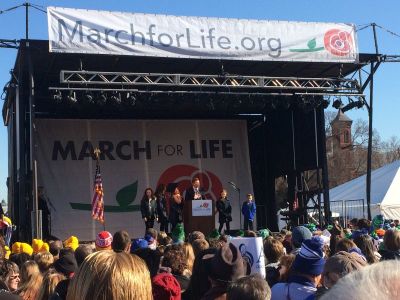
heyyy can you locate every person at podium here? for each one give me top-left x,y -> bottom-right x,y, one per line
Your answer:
184,177 -> 205,202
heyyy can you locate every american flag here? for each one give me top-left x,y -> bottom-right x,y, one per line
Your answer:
91,162 -> 104,224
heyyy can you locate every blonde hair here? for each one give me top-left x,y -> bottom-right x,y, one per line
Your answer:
66,251 -> 152,300
37,271 -> 65,300
19,261 -> 40,284
16,272 -> 43,300
34,251 -> 54,273
183,242 -> 195,275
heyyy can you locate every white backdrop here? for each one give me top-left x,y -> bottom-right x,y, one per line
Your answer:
35,119 -> 254,240
48,6 -> 358,62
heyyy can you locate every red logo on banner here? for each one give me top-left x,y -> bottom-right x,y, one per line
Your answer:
201,203 -> 209,208
324,29 -> 353,56
156,164 -> 223,201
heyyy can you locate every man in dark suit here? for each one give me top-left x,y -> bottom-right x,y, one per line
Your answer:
184,177 -> 205,202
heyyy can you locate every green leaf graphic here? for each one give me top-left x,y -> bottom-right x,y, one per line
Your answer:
116,180 -> 138,207
307,38 -> 316,50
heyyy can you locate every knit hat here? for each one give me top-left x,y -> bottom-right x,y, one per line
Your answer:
204,242 -> 246,282
95,231 -> 113,250
4,246 -> 10,259
32,239 -> 50,254
208,229 -> 221,240
323,251 -> 367,277
292,236 -> 325,276
292,226 -> 312,248
130,238 -> 148,253
257,229 -> 270,239
237,230 -> 244,237
63,236 -> 79,251
152,273 -> 181,300
171,224 -> 185,243
11,242 -> 33,256
53,252 -> 78,276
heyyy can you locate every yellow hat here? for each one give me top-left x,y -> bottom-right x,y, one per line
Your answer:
11,242 -> 33,256
4,246 -> 11,259
32,239 -> 50,254
2,216 -> 12,225
63,236 -> 79,251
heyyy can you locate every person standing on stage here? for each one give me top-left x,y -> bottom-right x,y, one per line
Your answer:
169,187 -> 184,231
140,188 -> 158,230
155,184 -> 169,233
242,193 -> 256,230
216,189 -> 232,234
184,177 -> 205,202
38,186 -> 51,239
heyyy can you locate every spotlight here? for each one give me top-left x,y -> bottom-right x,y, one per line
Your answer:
321,98 -> 330,109
342,99 -> 365,112
52,90 -> 62,103
67,90 -> 77,103
332,98 -> 342,109
84,91 -> 94,103
110,92 -> 121,104
97,91 -> 107,105
125,92 -> 137,106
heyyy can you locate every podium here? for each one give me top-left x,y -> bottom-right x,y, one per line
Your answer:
183,199 -> 215,235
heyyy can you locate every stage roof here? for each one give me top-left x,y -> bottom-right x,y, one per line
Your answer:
3,39 -> 380,120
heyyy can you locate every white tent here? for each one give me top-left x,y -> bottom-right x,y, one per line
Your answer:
329,160 -> 400,220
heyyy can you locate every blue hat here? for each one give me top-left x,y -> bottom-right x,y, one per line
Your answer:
292,226 -> 312,248
292,236 -> 325,276
130,238 -> 148,253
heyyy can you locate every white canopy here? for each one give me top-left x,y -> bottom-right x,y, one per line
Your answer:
329,160 -> 400,220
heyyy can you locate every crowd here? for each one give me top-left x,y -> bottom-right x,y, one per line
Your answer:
0,215 -> 399,300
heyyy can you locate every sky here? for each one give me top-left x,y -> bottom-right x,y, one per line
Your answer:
0,0 -> 399,203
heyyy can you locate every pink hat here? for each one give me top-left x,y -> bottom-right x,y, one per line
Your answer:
96,231 -> 113,249
152,273 -> 181,300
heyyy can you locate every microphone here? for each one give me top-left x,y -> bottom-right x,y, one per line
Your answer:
228,181 -> 240,192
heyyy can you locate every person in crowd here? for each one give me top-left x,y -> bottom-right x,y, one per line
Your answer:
227,273 -> 271,300
111,230 -> 131,253
188,231 -> 206,244
145,228 -> 158,250
152,272 -> 182,300
73,245 -> 93,267
316,250 -> 367,298
184,248 -> 218,300
280,229 -> 293,254
201,243 -> 247,300
95,231 -> 113,251
320,260 -> 400,300
185,177 -> 205,202
379,228 -> 400,260
329,222 -> 345,255
277,254 -> 295,283
51,252 -> 78,299
37,270 -> 65,300
290,226 -> 312,255
66,251 -> 152,300
49,240 -> 63,261
155,183 -> 169,233
9,253 -> 31,270
216,189 -> 232,234
34,251 -> 54,273
183,242 -> 195,276
169,188 -> 184,231
335,238 -> 357,253
161,245 -> 190,293
353,234 -> 379,264
241,193 -> 256,231
133,247 -> 162,278
140,188 -> 158,230
348,218 -> 358,230
0,261 -> 20,292
192,239 -> 209,257
264,238 -> 285,287
271,236 -> 325,300
15,260 -> 43,300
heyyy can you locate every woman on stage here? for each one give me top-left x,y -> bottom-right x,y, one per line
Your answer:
169,187 -> 184,231
140,188 -> 158,230
155,184 -> 169,233
216,189 -> 232,234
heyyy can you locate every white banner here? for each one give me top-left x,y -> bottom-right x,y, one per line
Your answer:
192,200 -> 213,217
35,119 -> 253,240
48,7 -> 358,62
230,237 -> 266,278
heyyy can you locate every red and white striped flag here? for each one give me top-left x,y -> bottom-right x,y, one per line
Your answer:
91,162 -> 104,224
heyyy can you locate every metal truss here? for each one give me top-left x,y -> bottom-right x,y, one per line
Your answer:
0,39 -> 19,49
59,70 -> 363,96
